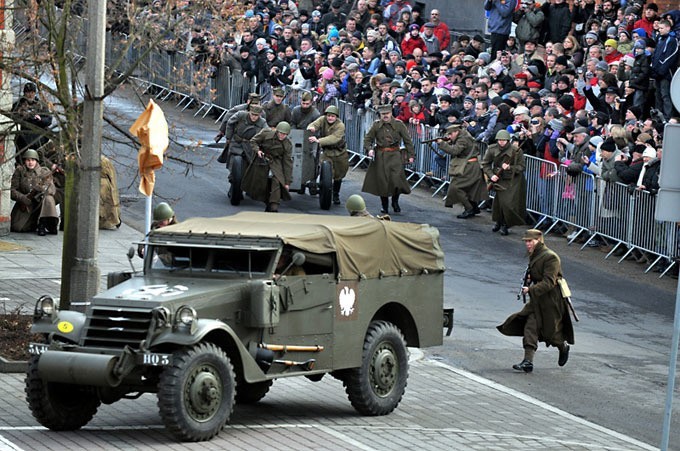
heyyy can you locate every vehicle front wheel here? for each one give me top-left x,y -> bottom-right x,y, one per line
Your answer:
318,160 -> 333,210
229,155 -> 244,206
344,321 -> 408,416
25,355 -> 101,430
158,343 -> 236,442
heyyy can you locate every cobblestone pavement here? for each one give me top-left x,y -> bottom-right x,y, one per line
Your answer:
0,356 -> 656,450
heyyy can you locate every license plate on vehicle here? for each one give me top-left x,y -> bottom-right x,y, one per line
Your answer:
28,343 -> 48,355
138,353 -> 172,366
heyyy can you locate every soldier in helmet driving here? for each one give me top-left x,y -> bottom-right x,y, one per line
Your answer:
138,202 -> 178,258
307,105 -> 349,205
242,121 -> 294,212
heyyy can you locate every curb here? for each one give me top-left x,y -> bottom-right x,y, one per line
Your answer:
0,356 -> 27,374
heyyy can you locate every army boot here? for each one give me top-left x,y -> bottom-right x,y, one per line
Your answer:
391,193 -> 401,213
332,180 -> 342,205
217,145 -> 229,164
558,341 -> 570,367
37,219 -> 48,236
380,197 -> 389,214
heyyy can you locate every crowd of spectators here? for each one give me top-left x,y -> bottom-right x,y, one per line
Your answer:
125,0 -> 678,270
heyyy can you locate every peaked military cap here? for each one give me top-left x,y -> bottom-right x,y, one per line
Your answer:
377,104 -> 393,113
522,229 -> 543,241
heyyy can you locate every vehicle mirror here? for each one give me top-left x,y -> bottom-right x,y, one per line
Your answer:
291,252 -> 306,267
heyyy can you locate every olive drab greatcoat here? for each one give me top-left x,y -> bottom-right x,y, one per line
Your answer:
497,242 -> 575,347
100,156 -> 121,229
481,140 -> 527,227
242,128 -> 293,204
225,110 -> 267,163
361,117 -> 415,197
440,130 -> 489,209
306,115 -> 349,181
263,100 -> 293,128
10,163 -> 58,232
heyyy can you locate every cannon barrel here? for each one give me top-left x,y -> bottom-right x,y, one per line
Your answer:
38,351 -> 121,387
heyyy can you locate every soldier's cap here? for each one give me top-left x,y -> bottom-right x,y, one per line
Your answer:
249,104 -> 263,113
273,87 -> 286,96
377,104 -> 393,113
522,229 -> 543,241
248,92 -> 261,100
301,91 -> 313,101
446,124 -> 462,133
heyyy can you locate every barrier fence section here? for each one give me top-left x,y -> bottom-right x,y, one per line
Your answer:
59,26 -> 680,277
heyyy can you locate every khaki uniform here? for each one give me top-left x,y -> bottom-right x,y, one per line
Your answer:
497,242 -> 575,351
263,101 -> 292,128
306,115 -> 349,181
100,156 -> 121,229
481,141 -> 527,227
10,163 -> 58,232
242,128 -> 293,210
441,130 -> 489,211
226,110 -> 267,163
361,118 -> 414,197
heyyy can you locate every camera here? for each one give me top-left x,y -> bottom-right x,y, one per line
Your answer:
616,97 -> 626,103
530,118 -> 540,125
508,123 -> 525,133
577,67 -> 584,74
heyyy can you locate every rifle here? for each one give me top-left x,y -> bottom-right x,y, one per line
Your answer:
422,136 -> 450,145
517,264 -> 530,304
19,186 -> 47,213
487,156 -> 510,191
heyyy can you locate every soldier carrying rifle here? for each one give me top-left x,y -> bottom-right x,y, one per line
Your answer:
497,229 -> 577,373
10,149 -> 59,235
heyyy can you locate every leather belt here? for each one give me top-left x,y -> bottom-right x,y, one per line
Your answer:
378,146 -> 399,152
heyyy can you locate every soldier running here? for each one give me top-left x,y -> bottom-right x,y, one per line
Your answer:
307,105 -> 349,205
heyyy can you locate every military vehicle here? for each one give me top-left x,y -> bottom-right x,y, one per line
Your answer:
26,212 -> 450,442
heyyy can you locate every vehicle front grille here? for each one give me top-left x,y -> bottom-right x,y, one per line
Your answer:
82,307 -> 153,349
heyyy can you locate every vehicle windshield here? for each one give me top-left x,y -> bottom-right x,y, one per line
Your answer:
148,245 -> 276,277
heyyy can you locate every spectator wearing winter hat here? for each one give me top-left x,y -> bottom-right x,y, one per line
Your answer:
622,40 -> 650,110
603,38 -> 623,64
651,19 -> 679,120
617,30 -> 633,54
465,34 -> 486,59
401,23 -> 427,56
631,27 -> 647,42
633,3 -> 658,36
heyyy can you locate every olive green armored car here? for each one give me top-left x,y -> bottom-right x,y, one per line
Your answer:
26,212 -> 448,442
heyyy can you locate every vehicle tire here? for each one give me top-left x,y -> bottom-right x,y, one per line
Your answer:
157,343 -> 236,442
343,321 -> 408,416
229,155 -> 244,206
235,380 -> 272,404
25,355 -> 101,430
319,160 -> 333,210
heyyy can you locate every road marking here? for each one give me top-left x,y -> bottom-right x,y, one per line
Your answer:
0,433 -> 25,451
429,360 -> 657,451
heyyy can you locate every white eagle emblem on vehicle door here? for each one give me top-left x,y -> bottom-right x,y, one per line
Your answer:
339,286 -> 356,316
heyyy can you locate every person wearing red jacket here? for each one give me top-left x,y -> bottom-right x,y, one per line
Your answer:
633,3 -> 658,37
422,9 -> 450,51
401,24 -> 427,55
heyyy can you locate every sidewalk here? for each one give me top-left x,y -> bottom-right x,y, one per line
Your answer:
0,223 -> 142,314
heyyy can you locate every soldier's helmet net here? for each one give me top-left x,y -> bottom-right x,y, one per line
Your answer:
23,82 -> 37,93
325,105 -> 339,116
276,121 -> 291,134
345,194 -> 366,213
153,202 -> 175,221
23,149 -> 40,160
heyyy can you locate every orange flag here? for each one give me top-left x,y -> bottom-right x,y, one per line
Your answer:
129,99 -> 169,196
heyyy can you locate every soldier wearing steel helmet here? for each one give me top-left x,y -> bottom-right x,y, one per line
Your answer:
242,121 -> 294,212
138,202 -> 178,258
346,194 -> 391,220
481,129 -> 527,235
10,149 -> 59,235
306,105 -> 349,205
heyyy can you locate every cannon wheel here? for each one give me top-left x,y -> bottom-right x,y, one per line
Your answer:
158,342 -> 236,442
229,155 -> 244,206
319,160 -> 333,210
25,355 -> 101,430
343,321 -> 408,416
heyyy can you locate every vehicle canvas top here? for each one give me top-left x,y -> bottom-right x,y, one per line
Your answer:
152,212 -> 446,280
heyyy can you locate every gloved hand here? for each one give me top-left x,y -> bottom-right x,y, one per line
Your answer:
544,128 -> 552,136
19,194 -> 32,206
550,130 -> 560,140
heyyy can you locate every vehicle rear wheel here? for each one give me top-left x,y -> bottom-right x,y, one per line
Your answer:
158,343 -> 236,442
235,380 -> 273,404
25,355 -> 101,430
319,160 -> 333,210
229,155 -> 244,206
344,321 -> 408,416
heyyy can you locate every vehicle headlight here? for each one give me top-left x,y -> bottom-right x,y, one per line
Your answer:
35,295 -> 57,318
176,306 -> 197,326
